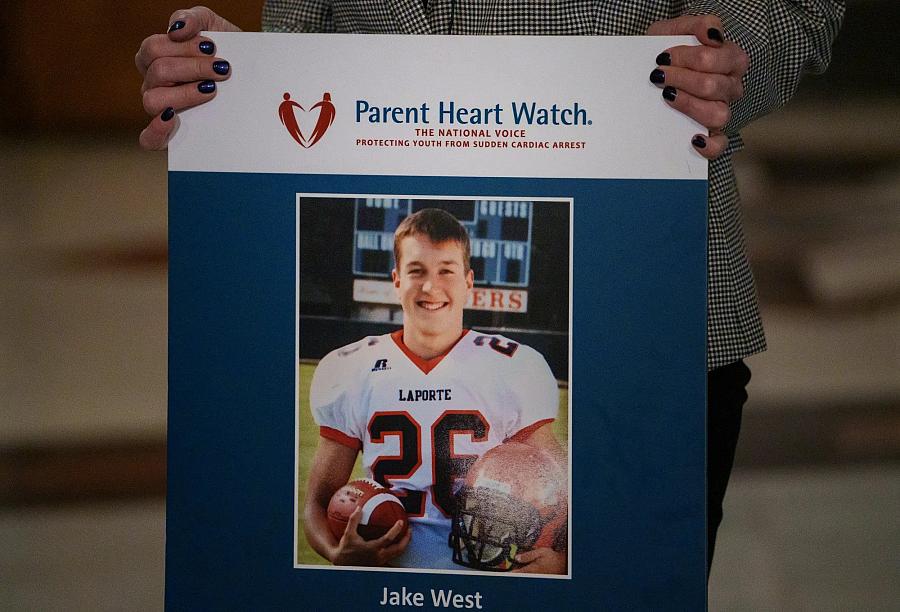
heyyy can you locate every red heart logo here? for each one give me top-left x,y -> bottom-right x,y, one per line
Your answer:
278,92 -> 335,148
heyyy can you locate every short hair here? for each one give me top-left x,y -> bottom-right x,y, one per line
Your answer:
393,208 -> 471,271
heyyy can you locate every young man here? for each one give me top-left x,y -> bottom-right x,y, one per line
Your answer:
303,208 -> 567,573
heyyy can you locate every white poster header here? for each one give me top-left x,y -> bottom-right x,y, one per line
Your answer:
170,33 -> 706,181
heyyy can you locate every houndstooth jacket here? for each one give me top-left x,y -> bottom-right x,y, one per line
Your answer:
263,0 -> 845,370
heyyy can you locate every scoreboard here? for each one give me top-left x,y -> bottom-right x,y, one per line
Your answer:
299,191 -> 567,348
352,197 -> 533,287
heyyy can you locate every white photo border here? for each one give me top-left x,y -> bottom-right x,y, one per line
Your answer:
293,193 -> 574,579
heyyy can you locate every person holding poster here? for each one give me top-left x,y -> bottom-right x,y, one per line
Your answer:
303,208 -> 567,573
137,2 -> 844,576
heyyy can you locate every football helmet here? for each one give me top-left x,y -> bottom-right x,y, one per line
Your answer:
449,440 -> 567,571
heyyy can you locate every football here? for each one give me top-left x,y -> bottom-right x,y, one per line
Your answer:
326,478 -> 408,541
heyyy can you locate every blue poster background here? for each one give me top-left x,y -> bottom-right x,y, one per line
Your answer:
167,172 -> 707,610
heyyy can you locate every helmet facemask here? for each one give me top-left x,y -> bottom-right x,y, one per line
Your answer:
449,486 -> 542,571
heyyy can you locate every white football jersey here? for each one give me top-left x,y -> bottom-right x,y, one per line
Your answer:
310,329 -> 559,570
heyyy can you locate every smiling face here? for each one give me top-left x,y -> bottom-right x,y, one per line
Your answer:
392,235 -> 474,358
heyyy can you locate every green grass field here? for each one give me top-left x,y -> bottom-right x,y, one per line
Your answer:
295,361 -> 569,565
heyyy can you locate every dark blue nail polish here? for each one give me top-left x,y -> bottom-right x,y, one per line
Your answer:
663,86 -> 677,102
161,107 -> 175,122
708,28 -> 724,42
656,52 -> 671,66
650,69 -> 665,85
168,20 -> 185,33
692,135 -> 707,149
198,80 -> 216,94
212,61 -> 230,75
199,41 -> 215,55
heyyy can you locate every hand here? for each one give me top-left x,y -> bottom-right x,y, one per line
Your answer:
647,15 -> 749,160
135,6 -> 242,150
512,547 -> 567,575
331,508 -> 411,566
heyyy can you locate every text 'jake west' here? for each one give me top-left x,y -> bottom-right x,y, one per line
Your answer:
379,586 -> 484,609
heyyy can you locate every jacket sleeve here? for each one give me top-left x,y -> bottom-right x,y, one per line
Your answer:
686,0 -> 845,133
263,0 -> 335,33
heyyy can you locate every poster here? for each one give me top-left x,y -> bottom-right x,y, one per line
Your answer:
167,33 -> 707,610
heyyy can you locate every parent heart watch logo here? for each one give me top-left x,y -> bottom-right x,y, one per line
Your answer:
278,92 -> 335,148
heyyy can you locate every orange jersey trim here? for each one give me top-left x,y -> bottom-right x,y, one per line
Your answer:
319,426 -> 362,451
390,329 -> 470,375
506,418 -> 555,443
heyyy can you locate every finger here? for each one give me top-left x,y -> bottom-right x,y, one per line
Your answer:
142,80 -> 218,116
381,524 -> 412,557
142,55 -> 231,93
138,107 -> 178,151
648,66 -> 742,103
662,42 -> 749,78
690,132 -> 728,160
136,35 -> 218,76
511,550 -> 541,572
376,520 -> 406,546
646,14 -> 725,47
660,86 -> 731,131
514,549 -> 542,565
167,6 -> 216,40
167,6 -> 242,42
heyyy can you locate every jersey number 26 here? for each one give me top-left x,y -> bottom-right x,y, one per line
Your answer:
368,410 -> 489,517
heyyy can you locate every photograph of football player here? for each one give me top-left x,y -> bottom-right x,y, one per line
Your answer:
301,207 -> 569,574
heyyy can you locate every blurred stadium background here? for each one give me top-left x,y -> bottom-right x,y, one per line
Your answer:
298,196 -> 570,376
1,1 -> 898,610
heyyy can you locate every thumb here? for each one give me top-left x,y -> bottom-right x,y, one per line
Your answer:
139,107 -> 179,151
167,6 -> 242,41
343,507 -> 363,538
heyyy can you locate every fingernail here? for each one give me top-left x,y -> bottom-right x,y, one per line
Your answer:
655,52 -> 671,66
168,20 -> 185,33
708,28 -> 724,43
198,80 -> 216,94
663,86 -> 677,102
649,69 -> 665,85
692,135 -> 707,149
161,107 -> 175,122
212,61 -> 230,75
199,41 -> 215,55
